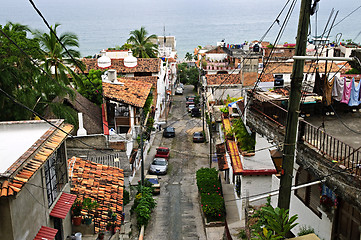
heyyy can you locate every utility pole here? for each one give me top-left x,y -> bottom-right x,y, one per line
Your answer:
140,109 -> 145,186
278,0 -> 312,210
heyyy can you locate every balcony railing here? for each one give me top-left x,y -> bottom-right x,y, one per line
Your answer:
250,100 -> 361,175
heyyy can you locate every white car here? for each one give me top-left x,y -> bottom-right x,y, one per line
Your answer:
175,87 -> 183,95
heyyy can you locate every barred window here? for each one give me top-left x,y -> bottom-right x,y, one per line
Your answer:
44,144 -> 67,207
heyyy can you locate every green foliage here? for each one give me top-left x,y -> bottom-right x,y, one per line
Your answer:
220,106 -> 229,114
143,92 -> 154,116
71,199 -> 83,216
345,68 -> 361,74
78,69 -> 103,105
127,27 -> 158,58
185,52 -> 193,61
131,185 -> 156,228
297,225 -> 315,236
196,168 -> 225,221
123,189 -> 130,206
177,63 -> 200,90
232,118 -> 256,152
250,198 -> 298,239
238,229 -> 248,240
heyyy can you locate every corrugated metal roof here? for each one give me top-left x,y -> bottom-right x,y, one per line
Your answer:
33,226 -> 58,240
50,193 -> 76,219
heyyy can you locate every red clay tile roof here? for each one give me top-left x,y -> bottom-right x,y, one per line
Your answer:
0,120 -> 73,197
263,62 -> 341,75
33,226 -> 58,240
68,157 -> 124,233
102,79 -> 152,107
120,76 -> 158,106
80,58 -> 161,74
168,58 -> 177,63
206,74 -> 241,85
216,143 -> 229,171
206,46 -> 226,54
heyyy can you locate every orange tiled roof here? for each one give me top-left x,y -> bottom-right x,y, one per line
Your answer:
263,62 -> 341,75
216,143 -> 229,171
68,157 -> 124,233
222,117 -> 232,134
0,121 -> 73,197
80,58 -> 161,74
226,140 -> 243,174
120,76 -> 158,105
168,58 -> 177,63
206,74 -> 241,85
102,79 -> 152,107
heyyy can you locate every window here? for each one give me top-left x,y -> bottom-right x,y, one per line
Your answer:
44,144 -> 67,207
295,167 -> 321,217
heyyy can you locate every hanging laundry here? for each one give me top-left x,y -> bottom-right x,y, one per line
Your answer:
313,69 -> 323,96
340,78 -> 353,104
348,78 -> 360,106
331,76 -> 344,101
323,75 -> 335,106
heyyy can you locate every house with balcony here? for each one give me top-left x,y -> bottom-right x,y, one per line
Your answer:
0,119 -> 74,240
244,79 -> 361,239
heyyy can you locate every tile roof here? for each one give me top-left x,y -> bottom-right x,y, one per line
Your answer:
120,76 -> 158,106
206,74 -> 241,85
68,157 -> 124,233
80,58 -> 161,74
33,226 -> 58,240
206,46 -> 226,54
263,62 -> 341,75
102,79 -> 152,107
216,143 -> 229,171
0,120 -> 73,197
49,193 -> 77,219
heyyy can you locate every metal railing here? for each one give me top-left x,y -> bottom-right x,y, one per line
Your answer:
299,120 -> 361,170
250,100 -> 361,174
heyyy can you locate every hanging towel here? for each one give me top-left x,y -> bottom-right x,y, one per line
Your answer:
348,78 -> 360,106
332,76 -> 344,101
323,76 -> 335,106
340,78 -> 353,104
313,69 -> 323,96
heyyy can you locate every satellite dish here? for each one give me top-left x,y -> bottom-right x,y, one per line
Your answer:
97,50 -> 111,68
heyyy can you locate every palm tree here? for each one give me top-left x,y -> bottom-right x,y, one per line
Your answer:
126,27 -> 158,58
185,52 -> 193,61
33,23 -> 84,88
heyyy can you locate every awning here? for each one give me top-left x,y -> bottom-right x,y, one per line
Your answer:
226,140 -> 243,174
50,193 -> 76,219
33,226 -> 58,240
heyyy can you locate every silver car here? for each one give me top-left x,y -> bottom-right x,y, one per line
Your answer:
149,157 -> 168,175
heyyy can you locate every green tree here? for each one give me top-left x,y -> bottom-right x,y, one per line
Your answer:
78,69 -> 103,106
119,43 -> 133,50
185,52 -> 193,61
0,22 -> 43,120
33,23 -> 84,88
127,27 -> 158,58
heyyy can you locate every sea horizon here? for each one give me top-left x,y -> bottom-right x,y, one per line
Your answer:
1,0 -> 360,59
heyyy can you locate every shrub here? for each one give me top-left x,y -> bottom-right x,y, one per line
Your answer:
131,186 -> 156,228
298,225 -> 315,236
196,168 -> 225,222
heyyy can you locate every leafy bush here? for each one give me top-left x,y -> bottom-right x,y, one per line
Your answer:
123,189 -> 130,206
131,186 -> 156,228
232,118 -> 256,152
196,168 -> 225,222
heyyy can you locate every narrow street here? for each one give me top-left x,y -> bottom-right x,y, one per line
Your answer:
144,85 -> 209,240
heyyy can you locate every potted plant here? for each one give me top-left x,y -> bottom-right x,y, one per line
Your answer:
71,199 -> 83,226
82,198 -> 99,225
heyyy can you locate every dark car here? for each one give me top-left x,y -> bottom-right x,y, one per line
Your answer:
191,107 -> 201,117
193,131 -> 205,143
163,127 -> 175,138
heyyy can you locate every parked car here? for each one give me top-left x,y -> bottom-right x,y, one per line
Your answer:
193,131 -> 205,143
145,175 -> 160,194
179,83 -> 184,89
175,87 -> 183,95
149,157 -> 168,175
186,96 -> 196,106
163,127 -> 175,138
191,107 -> 201,117
188,104 -> 196,113
155,147 -> 170,160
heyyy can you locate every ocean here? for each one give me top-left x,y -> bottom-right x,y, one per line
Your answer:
1,0 -> 360,59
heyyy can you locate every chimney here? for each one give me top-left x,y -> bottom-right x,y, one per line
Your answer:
77,112 -> 87,136
108,69 -> 117,83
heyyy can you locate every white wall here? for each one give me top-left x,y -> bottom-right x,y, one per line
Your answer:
206,53 -> 228,62
243,175 -> 273,207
